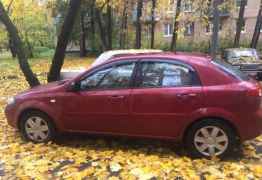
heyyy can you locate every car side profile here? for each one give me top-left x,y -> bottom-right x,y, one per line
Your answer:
5,52 -> 262,158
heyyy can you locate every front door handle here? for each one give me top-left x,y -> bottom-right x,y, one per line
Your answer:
187,93 -> 198,97
110,95 -> 125,99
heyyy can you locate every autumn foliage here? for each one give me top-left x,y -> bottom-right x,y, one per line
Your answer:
0,57 -> 261,179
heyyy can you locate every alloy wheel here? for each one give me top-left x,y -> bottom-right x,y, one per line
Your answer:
193,126 -> 229,157
24,116 -> 50,142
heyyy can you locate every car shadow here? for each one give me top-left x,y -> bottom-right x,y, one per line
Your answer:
52,132 -> 246,161
54,132 -> 186,157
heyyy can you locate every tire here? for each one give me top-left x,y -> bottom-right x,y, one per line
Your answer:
185,119 -> 240,158
19,110 -> 56,143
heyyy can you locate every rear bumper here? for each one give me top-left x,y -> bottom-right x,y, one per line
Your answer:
240,109 -> 262,141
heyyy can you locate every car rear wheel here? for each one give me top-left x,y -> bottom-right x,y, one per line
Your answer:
185,119 -> 239,158
20,111 -> 56,143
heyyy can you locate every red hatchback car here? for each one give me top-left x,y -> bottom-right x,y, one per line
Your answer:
5,52 -> 262,158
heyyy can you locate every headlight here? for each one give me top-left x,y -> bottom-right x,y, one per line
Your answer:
7,97 -> 15,105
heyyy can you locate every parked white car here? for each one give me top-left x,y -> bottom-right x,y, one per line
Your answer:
60,49 -> 163,80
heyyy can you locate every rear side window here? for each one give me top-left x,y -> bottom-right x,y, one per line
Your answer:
138,61 -> 200,88
212,59 -> 249,81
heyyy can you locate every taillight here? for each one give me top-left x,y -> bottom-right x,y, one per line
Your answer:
247,86 -> 262,97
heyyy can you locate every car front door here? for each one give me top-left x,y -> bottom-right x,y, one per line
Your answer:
62,61 -> 136,134
129,59 -> 203,138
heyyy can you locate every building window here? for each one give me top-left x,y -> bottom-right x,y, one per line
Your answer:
205,22 -> 223,33
183,0 -> 193,12
236,0 -> 247,7
164,23 -> 173,36
241,19 -> 246,32
185,22 -> 194,36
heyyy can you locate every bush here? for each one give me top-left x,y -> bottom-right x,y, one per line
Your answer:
33,46 -> 54,58
156,39 -> 210,53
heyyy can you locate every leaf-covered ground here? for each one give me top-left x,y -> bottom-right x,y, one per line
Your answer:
0,56 -> 261,180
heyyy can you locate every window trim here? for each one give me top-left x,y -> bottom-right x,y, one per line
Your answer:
133,58 -> 202,89
78,60 -> 138,92
236,0 -> 248,8
163,23 -> 173,37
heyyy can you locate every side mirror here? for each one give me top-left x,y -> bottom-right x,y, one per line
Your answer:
67,82 -> 80,92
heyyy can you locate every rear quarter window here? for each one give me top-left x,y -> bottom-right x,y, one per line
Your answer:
212,59 -> 249,81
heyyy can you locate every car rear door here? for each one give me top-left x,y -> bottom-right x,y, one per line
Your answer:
129,59 -> 204,138
62,61 -> 137,134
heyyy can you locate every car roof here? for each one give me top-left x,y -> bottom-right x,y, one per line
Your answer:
225,48 -> 257,52
91,49 -> 163,67
106,51 -> 212,65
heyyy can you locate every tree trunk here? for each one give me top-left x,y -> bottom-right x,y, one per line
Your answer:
90,0 -> 96,52
250,0 -> 262,49
80,11 -> 87,57
48,0 -> 81,82
234,0 -> 246,48
95,7 -> 109,51
0,2 -> 40,87
170,0 -> 182,52
106,0 -> 113,50
119,0 -> 128,49
210,0 -> 220,58
135,0 -> 143,49
8,35 -> 16,58
7,0 -> 16,58
150,0 -> 156,49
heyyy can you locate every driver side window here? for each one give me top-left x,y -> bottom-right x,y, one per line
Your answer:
80,63 -> 135,90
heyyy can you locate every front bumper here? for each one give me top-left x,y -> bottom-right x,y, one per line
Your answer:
5,104 -> 18,128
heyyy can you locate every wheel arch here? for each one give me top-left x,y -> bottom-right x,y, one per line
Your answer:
182,116 -> 240,143
17,108 -> 57,131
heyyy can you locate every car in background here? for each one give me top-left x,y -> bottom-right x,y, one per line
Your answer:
60,49 -> 163,80
5,52 -> 262,158
222,48 -> 262,80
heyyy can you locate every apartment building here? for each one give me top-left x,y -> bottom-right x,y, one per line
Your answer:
144,0 -> 261,44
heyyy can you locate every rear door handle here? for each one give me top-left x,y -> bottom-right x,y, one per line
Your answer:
176,93 -> 198,98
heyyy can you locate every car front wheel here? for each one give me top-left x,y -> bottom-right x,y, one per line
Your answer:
185,119 -> 239,158
19,111 -> 56,143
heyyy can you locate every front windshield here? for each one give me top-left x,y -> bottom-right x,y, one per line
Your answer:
91,52 -> 113,68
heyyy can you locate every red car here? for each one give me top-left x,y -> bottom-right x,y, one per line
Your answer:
5,52 -> 262,158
